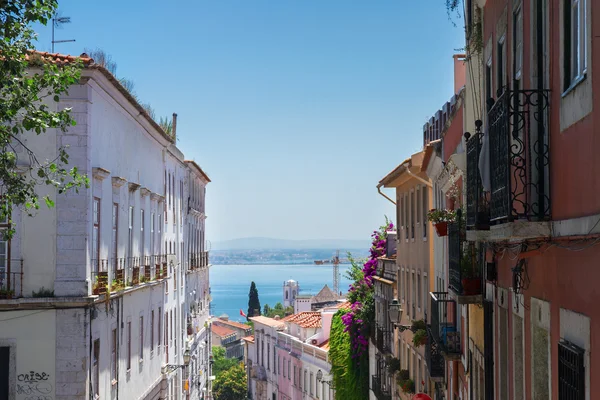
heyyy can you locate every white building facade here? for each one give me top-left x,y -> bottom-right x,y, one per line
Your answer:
0,52 -> 211,400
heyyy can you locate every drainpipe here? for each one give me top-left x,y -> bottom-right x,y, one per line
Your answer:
377,183 -> 396,205
172,113 -> 178,142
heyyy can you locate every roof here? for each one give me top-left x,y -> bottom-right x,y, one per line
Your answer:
242,335 -> 255,343
211,325 -> 236,338
27,51 -> 175,144
296,294 -> 312,299
312,285 -> 338,303
421,139 -> 442,172
334,301 -> 352,310
378,157 -> 411,188
185,160 -> 211,183
249,316 -> 286,329
283,312 -> 322,328
215,318 -> 253,331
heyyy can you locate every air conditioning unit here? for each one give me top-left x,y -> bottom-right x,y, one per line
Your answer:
311,339 -> 318,345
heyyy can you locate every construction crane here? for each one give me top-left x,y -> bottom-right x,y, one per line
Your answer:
332,250 -> 340,295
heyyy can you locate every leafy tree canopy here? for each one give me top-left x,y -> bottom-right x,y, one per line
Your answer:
1,0 -> 89,238
213,362 -> 247,400
211,346 -> 239,377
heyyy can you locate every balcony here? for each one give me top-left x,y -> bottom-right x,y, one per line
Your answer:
467,89 -> 551,240
371,375 -> 392,400
448,221 -> 482,304
375,325 -> 392,355
429,292 -> 461,360
425,326 -> 445,381
189,251 -> 209,270
0,259 -> 23,299
91,259 -> 109,295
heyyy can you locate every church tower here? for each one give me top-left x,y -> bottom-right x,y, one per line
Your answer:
283,279 -> 299,307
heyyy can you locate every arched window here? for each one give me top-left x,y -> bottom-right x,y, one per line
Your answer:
286,291 -> 289,299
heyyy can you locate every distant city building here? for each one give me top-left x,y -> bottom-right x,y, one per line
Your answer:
293,284 -> 341,313
212,315 -> 253,361
283,279 -> 299,307
212,325 -> 244,360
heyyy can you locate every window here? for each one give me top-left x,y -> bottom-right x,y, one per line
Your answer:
92,198 -> 100,268
267,344 -> 270,370
140,209 -> 145,256
422,187 -> 428,238
564,0 -> 587,90
112,203 -> 118,261
404,194 -> 409,239
128,207 -> 134,259
158,307 -> 162,351
111,329 -> 117,383
165,311 -> 169,362
92,339 -> 100,398
310,372 -> 314,395
411,191 -> 415,239
513,4 -> 523,81
127,321 -> 132,371
513,315 -> 524,400
288,360 -> 291,381
417,274 -> 422,310
139,316 -> 144,362
416,187 -> 420,225
283,357 -> 286,377
293,365 -> 297,385
497,35 -> 506,95
278,356 -> 281,376
558,340 -> 585,399
150,213 -> 155,257
486,57 -> 493,107
150,310 -> 155,353
304,370 -> 307,393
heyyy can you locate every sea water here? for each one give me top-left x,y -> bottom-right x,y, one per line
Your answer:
210,263 -> 353,322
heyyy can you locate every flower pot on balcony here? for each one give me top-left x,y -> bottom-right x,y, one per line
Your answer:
461,278 -> 482,296
132,267 -> 140,285
434,222 -> 448,237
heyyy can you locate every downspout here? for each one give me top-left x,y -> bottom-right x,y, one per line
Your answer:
377,184 -> 396,205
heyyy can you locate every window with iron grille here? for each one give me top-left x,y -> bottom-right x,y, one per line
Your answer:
558,340 -> 585,400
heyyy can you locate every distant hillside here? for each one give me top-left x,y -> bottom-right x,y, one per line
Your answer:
212,237 -> 369,251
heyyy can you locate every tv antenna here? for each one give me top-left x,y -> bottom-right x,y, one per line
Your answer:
51,12 -> 75,52
332,250 -> 340,295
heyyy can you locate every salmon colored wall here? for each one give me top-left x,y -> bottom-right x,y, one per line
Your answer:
442,103 -> 464,162
494,244 -> 600,399
483,0 -> 600,220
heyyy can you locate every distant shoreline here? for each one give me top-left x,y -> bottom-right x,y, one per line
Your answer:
211,262 -> 354,266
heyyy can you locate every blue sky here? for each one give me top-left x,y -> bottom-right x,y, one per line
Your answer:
35,1 -> 464,242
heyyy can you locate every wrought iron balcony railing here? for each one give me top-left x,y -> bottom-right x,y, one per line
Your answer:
465,121 -> 490,229
375,326 -> 392,354
0,259 -> 23,299
371,375 -> 392,400
448,218 -> 483,299
426,325 -> 445,379
487,89 -> 551,223
430,292 -> 461,358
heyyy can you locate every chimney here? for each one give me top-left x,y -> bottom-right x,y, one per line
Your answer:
172,112 -> 178,141
453,54 -> 467,94
321,310 -> 335,341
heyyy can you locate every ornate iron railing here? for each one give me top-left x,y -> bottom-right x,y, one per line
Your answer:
465,121 -> 490,229
0,259 -> 23,298
371,375 -> 392,400
488,89 -> 551,223
426,326 -> 445,379
375,326 -> 392,354
448,220 -> 462,294
429,292 -> 461,357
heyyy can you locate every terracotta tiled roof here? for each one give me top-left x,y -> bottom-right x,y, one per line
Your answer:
26,51 -> 94,66
283,312 -> 322,328
212,324 -> 236,338
249,316 -> 286,329
242,335 -> 255,343
334,301 -> 352,310
26,51 -> 174,144
215,318 -> 252,331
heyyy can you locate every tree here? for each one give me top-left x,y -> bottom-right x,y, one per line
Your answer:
263,303 -> 272,316
247,281 -> 261,319
1,1 -> 88,238
211,346 -> 238,377
213,362 -> 247,400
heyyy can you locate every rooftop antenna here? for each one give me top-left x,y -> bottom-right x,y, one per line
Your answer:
332,250 -> 340,295
51,12 -> 75,52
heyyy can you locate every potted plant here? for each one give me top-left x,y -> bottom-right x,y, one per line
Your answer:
411,319 -> 426,331
412,329 -> 427,347
460,250 -> 482,295
427,209 -> 457,237
0,289 -> 14,299
400,378 -> 415,394
387,357 -> 401,374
